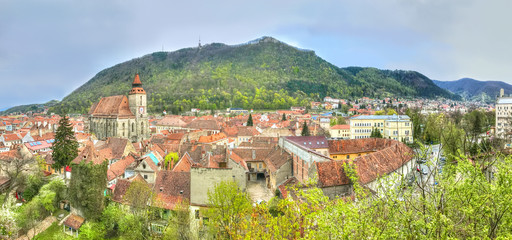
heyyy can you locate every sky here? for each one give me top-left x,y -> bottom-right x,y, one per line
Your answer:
1,0 -> 511,110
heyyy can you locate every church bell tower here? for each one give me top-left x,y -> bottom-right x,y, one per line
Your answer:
128,74 -> 149,141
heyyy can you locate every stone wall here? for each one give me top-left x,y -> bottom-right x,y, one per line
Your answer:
190,167 -> 240,205
321,184 -> 353,199
279,137 -> 331,184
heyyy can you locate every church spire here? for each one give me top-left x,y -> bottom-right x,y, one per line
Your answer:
129,74 -> 145,94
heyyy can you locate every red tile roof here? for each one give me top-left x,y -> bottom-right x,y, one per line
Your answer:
88,95 -> 134,118
331,124 -> 350,130
317,139 -> 414,187
3,133 -> 20,142
316,161 -> 350,187
198,132 -> 227,143
63,214 -> 85,230
152,171 -> 190,210
328,138 -> 395,155
107,154 -> 138,181
72,143 -> 105,165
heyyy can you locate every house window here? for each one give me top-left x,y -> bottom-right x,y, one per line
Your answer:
259,163 -> 262,169
132,123 -> 135,132
143,163 -> 146,169
195,210 -> 200,219
346,155 -> 350,159
144,175 -> 148,179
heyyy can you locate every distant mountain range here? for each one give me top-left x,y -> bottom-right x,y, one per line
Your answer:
433,78 -> 512,102
3,36 -> 460,114
1,100 -> 60,115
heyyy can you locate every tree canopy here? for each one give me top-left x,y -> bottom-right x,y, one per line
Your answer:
51,115 -> 78,169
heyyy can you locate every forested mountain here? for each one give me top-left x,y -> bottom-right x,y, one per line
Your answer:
1,100 -> 60,115
27,37 -> 458,114
433,78 -> 512,102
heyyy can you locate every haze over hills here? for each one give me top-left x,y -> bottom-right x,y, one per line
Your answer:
4,37 -> 459,114
433,78 -> 512,102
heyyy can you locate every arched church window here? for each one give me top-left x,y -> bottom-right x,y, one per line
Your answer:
141,122 -> 144,135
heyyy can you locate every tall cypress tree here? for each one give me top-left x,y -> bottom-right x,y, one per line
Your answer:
247,114 -> 254,126
282,113 -> 286,121
51,115 -> 79,169
301,121 -> 310,136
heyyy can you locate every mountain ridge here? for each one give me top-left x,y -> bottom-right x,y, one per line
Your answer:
433,78 -> 512,102
3,36 -> 459,114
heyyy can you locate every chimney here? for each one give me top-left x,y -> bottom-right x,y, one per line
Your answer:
252,149 -> 256,160
500,88 -> 505,98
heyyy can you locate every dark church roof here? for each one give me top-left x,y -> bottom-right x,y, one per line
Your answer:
88,95 -> 135,118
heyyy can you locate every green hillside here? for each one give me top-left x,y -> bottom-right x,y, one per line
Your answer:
48,36 -> 458,114
1,100 -> 60,115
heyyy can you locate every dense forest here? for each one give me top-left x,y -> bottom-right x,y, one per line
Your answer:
42,37 -> 459,114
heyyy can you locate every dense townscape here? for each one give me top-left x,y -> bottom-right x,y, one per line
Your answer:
1,74 -> 509,239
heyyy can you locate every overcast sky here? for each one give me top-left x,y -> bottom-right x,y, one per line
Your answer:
0,0 -> 510,110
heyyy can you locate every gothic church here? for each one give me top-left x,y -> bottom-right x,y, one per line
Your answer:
88,74 -> 150,142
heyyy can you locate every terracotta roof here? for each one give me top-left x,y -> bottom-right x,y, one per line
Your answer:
96,137 -> 132,160
316,161 -> 351,187
354,142 -> 414,184
153,171 -> 190,209
328,138 -> 396,155
198,132 -> 227,143
132,74 -> 142,85
129,74 -> 146,94
185,119 -> 221,130
112,174 -> 147,203
155,116 -> 186,127
331,124 -> 350,130
112,179 -> 131,202
3,133 -> 20,142
63,214 -> 85,230
278,177 -> 298,199
237,126 -> 260,136
0,148 -> 22,162
173,153 -> 192,172
89,95 -> 134,117
317,139 -> 414,187
285,136 -> 329,149
107,154 -> 138,181
264,148 -> 291,173
72,143 -> 105,165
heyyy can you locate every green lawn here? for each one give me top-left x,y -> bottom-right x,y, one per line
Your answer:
33,222 -> 74,240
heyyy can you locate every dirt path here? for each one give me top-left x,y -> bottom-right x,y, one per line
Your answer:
17,216 -> 57,240
247,180 -> 274,203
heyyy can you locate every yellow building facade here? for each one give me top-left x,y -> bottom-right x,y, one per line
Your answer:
350,115 -> 413,143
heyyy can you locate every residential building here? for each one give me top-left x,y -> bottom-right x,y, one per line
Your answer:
330,124 -> 350,139
496,89 -> 512,138
350,115 -> 413,143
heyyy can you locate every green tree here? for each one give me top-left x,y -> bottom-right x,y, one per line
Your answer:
370,127 -> 383,138
386,108 -> 398,115
164,152 -> 180,169
247,114 -> 253,126
101,204 -> 124,238
123,180 -> 153,215
79,222 -> 106,240
51,115 -> 79,169
301,121 -> 310,136
206,181 -> 251,238
164,200 -> 192,240
282,113 -> 286,121
69,161 -> 108,220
